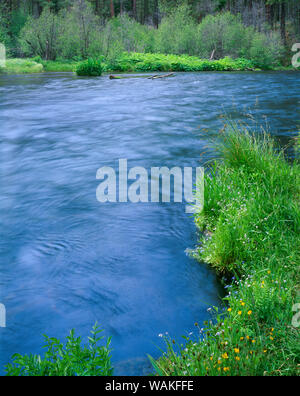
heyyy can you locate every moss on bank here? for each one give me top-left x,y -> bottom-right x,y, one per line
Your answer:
153,124 -> 300,376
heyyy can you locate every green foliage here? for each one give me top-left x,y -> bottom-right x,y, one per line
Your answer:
198,12 -> 249,59
42,59 -> 79,72
197,12 -> 284,68
57,1 -> 102,59
0,59 -> 44,74
154,4 -> 198,55
19,7 -> 59,60
151,123 -> 300,376
102,14 -> 155,68
0,4 -> 10,48
249,31 -> 284,69
108,52 -> 256,72
15,1 -> 286,70
76,58 -> 103,76
5,324 -> 113,376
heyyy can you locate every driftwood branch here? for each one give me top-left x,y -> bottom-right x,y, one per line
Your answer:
210,49 -> 215,61
109,73 -> 175,80
147,73 -> 175,79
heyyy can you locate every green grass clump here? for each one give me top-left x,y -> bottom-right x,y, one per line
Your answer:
106,53 -> 257,72
0,59 -> 43,74
5,324 -> 112,376
76,58 -> 103,76
152,123 -> 300,376
42,60 -> 79,72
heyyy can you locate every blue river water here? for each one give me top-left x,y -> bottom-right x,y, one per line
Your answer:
0,71 -> 299,375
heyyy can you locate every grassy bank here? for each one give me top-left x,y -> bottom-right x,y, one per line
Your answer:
1,54 -> 299,76
0,59 -> 44,74
103,53 -> 258,72
152,124 -> 300,376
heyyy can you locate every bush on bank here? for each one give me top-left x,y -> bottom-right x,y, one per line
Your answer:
5,324 -> 112,376
76,58 -> 103,76
106,52 -> 257,72
152,124 -> 300,376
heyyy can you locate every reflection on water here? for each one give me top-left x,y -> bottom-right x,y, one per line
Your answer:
0,71 -> 299,375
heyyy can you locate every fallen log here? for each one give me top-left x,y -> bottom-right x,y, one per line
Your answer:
148,73 -> 175,79
109,73 -> 175,80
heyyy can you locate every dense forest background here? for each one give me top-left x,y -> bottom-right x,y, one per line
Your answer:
0,0 -> 299,66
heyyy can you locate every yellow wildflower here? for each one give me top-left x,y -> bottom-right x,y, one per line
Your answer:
235,356 -> 240,361
222,353 -> 229,359
227,308 -> 232,312
247,310 -> 252,316
238,311 -> 242,315
234,348 -> 240,354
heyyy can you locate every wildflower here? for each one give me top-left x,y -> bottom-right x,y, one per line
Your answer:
270,336 -> 274,341
227,308 -> 232,312
222,353 -> 229,359
240,337 -> 244,341
235,356 -> 240,361
223,367 -> 230,372
238,311 -> 242,315
246,336 -> 250,340
264,350 -> 267,353
252,340 -> 256,344
240,301 -> 245,306
247,310 -> 252,316
234,348 -> 240,354
267,270 -> 271,274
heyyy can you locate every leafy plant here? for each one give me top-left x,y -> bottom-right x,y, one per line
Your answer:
5,324 -> 113,376
76,58 -> 103,76
150,123 -> 300,376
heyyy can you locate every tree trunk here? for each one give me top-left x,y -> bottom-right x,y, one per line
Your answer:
280,1 -> 286,46
133,0 -> 137,19
110,0 -> 115,17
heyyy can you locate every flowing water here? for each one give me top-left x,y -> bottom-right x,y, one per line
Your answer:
0,71 -> 299,375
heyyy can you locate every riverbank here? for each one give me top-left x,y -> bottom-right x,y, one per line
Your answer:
1,54 -> 299,75
153,124 -> 300,376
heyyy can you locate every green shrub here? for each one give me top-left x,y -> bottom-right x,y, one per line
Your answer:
76,58 -> 103,76
106,52 -> 256,72
5,324 -> 113,376
19,7 -> 59,60
154,4 -> 198,56
198,12 -> 249,59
